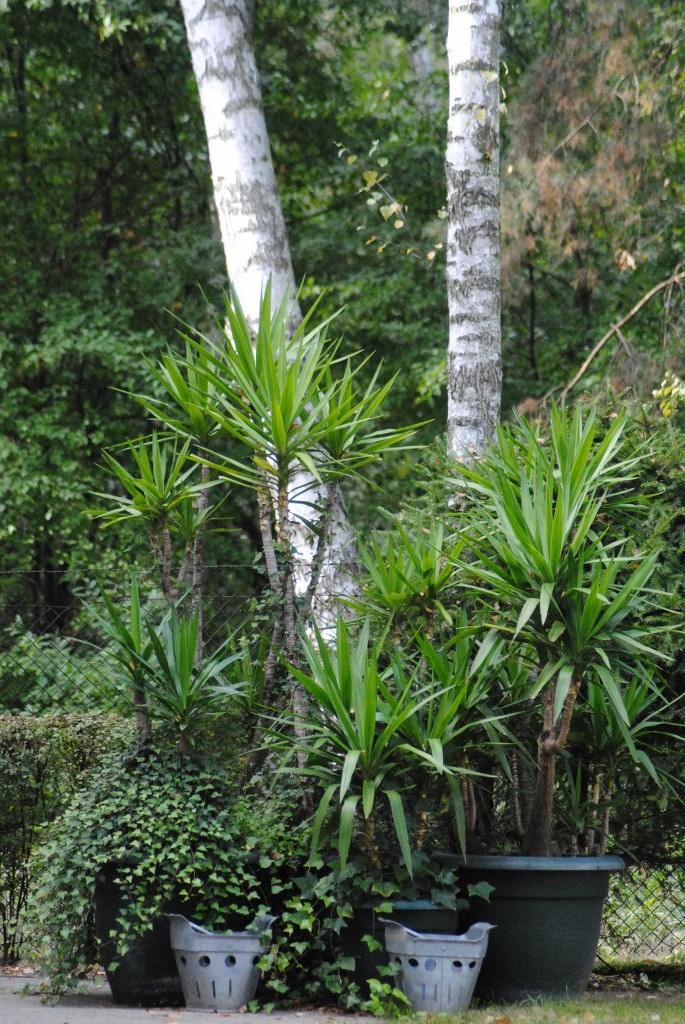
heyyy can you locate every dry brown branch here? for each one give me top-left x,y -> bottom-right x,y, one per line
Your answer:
549,269 -> 685,401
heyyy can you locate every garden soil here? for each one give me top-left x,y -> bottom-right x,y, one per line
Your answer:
0,975 -> 375,1024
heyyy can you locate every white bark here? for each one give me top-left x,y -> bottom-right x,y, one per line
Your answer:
179,0 -> 297,329
446,0 -> 502,460
179,0 -> 356,624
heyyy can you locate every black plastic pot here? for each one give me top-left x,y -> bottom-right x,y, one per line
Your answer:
93,866 -> 193,1007
437,854 -> 624,1002
94,852 -> 264,1007
341,898 -> 468,988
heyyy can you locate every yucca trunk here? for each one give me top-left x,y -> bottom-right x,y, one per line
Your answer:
523,678 -> 581,856
446,0 -> 502,460
522,741 -> 557,856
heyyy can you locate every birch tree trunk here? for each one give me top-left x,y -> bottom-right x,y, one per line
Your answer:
446,0 -> 502,460
179,0 -> 357,630
179,0 -> 297,327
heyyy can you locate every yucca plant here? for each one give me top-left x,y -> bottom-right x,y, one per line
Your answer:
91,577 -> 155,740
283,616 -> 508,876
455,404 -> 679,855
132,338 -> 230,647
353,520 -> 462,638
162,283 -> 420,754
90,282 -> 419,771
91,579 -> 244,752
390,623 -> 515,850
140,608 -> 245,752
561,670 -> 684,855
91,433 -> 218,609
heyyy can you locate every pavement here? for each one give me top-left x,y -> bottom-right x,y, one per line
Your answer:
0,976 -> 374,1024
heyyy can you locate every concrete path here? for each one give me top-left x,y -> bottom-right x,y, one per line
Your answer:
0,976 -> 373,1024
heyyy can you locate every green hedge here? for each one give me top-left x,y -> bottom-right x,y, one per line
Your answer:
0,713 -> 132,963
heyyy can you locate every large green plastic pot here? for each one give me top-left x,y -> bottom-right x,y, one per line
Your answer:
436,854 -> 624,1003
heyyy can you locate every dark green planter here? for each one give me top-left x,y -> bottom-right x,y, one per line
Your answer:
341,899 -> 468,988
94,866 -> 193,1007
437,854 -> 624,1003
94,853 -> 262,1007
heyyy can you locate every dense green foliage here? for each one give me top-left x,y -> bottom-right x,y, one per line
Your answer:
0,713 -> 132,962
0,0 -> 212,637
28,742 -> 298,987
26,735 -> 455,1008
1,0 -> 683,628
1,0 -> 684,1001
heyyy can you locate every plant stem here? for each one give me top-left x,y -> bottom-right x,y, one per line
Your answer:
258,482 -> 281,593
190,465 -> 210,669
523,677 -> 580,855
510,752 -> 526,840
522,737 -> 557,856
132,689 -> 152,742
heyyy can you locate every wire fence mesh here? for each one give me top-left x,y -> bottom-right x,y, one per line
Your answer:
1,571 -> 684,965
600,860 -> 685,963
0,564 -> 259,715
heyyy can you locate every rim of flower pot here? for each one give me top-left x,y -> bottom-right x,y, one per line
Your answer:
439,853 -> 625,872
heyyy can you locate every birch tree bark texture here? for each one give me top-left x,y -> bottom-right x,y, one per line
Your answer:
179,0 -> 297,329
178,0 -> 358,631
446,0 -> 502,461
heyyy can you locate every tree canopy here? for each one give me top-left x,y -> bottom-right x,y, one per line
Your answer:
0,0 -> 683,630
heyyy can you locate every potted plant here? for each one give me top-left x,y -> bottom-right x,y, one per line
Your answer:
29,741 -> 299,1004
28,283 -> 421,1008
437,404 -> 684,1000
278,614 -> 506,987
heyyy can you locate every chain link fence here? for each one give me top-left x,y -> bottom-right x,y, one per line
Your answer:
0,565 -> 259,715
600,860 -> 685,963
1,571 -> 684,965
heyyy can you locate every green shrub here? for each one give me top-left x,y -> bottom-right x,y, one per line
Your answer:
0,713 -> 132,963
27,740 -> 308,992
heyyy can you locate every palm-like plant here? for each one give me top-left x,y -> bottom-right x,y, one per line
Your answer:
165,284 -> 420,749
353,521 -> 461,637
287,618 -> 419,873
285,616 -> 508,875
93,577 -> 155,739
90,282 -> 418,766
391,625 -> 514,849
92,579 -> 244,752
132,338 -> 229,648
91,433 -> 216,607
140,608 -> 244,752
456,404 -> 675,855
564,670 -> 684,855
